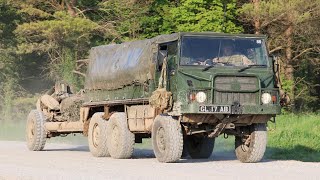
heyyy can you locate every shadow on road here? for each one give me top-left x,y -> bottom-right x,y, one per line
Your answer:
132,149 -> 155,159
44,145 -> 89,152
179,150 -> 238,163
43,144 -> 320,163
121,147 -> 320,163
132,149 -> 241,163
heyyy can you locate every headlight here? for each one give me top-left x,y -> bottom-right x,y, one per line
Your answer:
196,92 -> 207,103
261,93 -> 272,104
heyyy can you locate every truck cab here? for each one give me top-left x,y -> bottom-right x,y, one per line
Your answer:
152,33 -> 281,162
161,33 -> 280,118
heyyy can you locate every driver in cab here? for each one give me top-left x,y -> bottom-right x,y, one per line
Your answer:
212,42 -> 254,66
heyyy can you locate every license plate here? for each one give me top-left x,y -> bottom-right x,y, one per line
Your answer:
199,105 -> 231,113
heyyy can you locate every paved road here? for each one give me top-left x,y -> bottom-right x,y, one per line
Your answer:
0,141 -> 319,180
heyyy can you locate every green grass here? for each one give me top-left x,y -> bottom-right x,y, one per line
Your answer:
0,114 -> 319,161
266,114 -> 320,162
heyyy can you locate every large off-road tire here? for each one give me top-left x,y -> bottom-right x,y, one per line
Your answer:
26,110 -> 47,151
235,123 -> 267,163
185,135 -> 215,159
107,113 -> 134,159
88,112 -> 110,157
152,115 -> 183,163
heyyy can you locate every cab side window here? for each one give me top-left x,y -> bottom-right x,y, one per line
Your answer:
157,41 -> 177,71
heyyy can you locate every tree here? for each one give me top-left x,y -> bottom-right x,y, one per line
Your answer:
0,0 -> 21,120
239,0 -> 320,111
141,0 -> 243,38
98,0 -> 152,40
170,0 -> 242,33
13,0 -> 117,89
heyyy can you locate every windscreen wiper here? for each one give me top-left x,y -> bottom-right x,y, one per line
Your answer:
202,40 -> 222,72
202,64 -> 215,71
238,64 -> 267,72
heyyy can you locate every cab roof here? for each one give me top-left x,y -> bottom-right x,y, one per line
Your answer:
179,32 -> 267,38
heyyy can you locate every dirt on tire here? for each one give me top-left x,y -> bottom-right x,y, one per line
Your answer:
88,112 -> 110,157
107,112 -> 135,159
152,115 -> 183,163
235,123 -> 267,163
26,110 -> 47,151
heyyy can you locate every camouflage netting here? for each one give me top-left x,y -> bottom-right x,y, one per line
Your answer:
85,33 -> 179,90
60,96 -> 84,122
149,88 -> 172,111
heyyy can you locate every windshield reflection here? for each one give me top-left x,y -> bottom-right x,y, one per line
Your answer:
180,36 -> 268,67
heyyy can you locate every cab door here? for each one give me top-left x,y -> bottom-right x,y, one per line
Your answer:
155,41 -> 178,93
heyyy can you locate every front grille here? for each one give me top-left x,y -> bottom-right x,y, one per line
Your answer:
214,91 -> 257,105
214,76 -> 259,105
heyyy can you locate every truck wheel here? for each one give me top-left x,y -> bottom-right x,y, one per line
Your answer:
185,135 -> 215,159
107,113 -> 134,159
152,115 -> 183,163
235,123 -> 267,163
26,110 -> 47,151
88,112 -> 110,157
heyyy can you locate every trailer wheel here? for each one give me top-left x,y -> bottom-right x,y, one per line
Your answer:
26,110 -> 47,151
235,123 -> 267,163
185,135 -> 215,159
88,112 -> 110,157
107,113 -> 134,159
152,115 -> 183,163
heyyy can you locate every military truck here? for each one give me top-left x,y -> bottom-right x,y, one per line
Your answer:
26,32 -> 281,163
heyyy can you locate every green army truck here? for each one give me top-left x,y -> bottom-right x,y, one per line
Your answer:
26,32 -> 281,163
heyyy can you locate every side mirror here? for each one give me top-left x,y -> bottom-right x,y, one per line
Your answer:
270,55 -> 279,73
270,56 -> 280,87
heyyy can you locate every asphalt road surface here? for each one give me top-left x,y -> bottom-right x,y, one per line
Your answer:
0,141 -> 319,180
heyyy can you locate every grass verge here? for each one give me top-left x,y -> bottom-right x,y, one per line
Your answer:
266,114 -> 320,162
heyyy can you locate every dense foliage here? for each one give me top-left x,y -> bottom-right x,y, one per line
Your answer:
0,0 -> 319,120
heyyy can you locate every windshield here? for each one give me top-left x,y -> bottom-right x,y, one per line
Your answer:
180,36 -> 268,67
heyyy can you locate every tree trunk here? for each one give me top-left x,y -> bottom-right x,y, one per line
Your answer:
65,0 -> 77,17
284,24 -> 293,80
283,22 -> 295,101
252,0 -> 260,34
